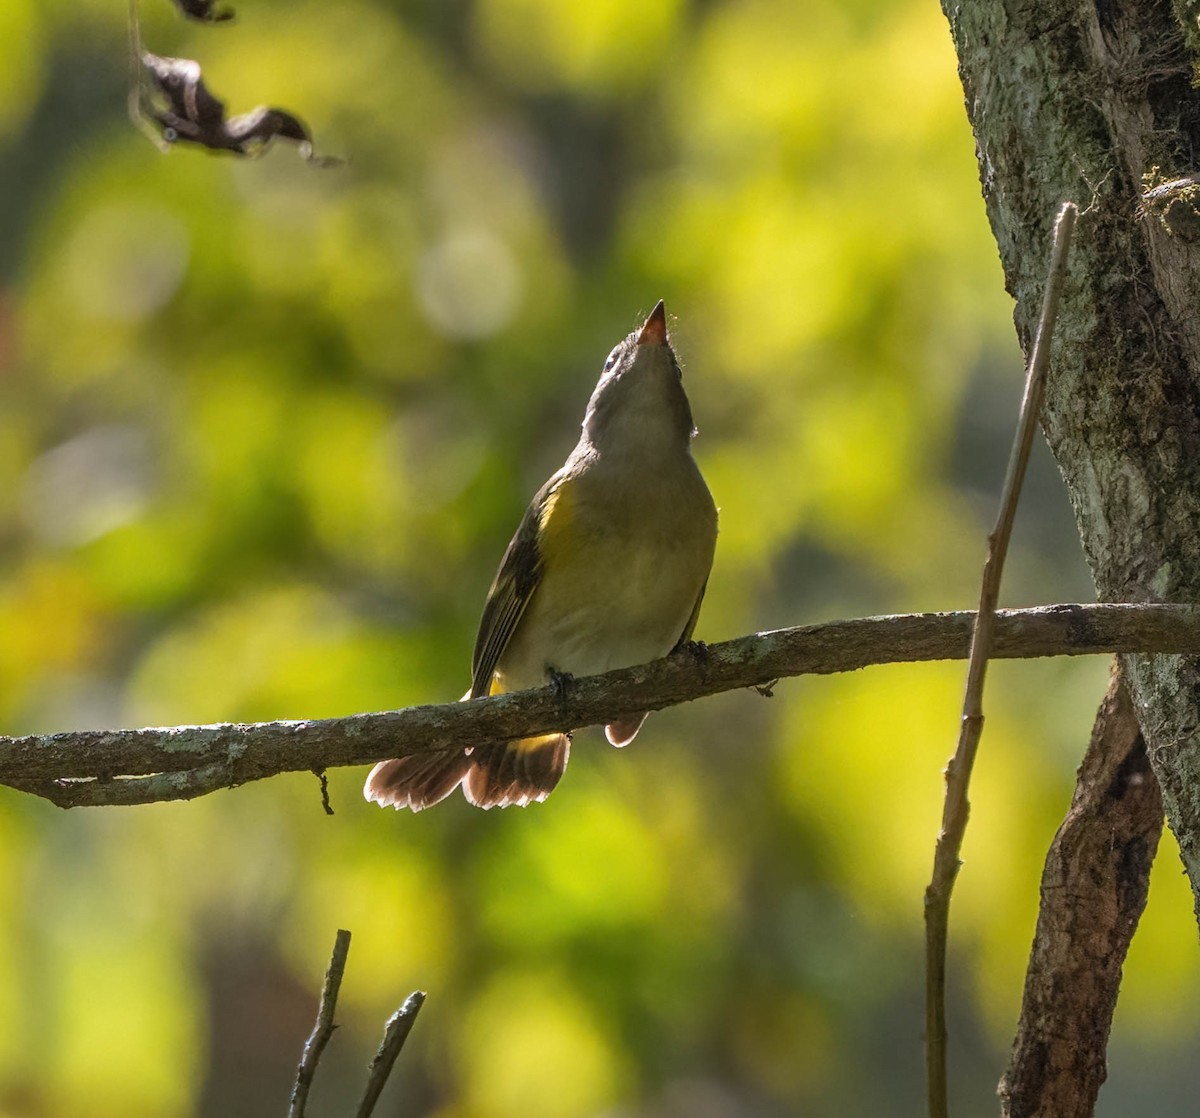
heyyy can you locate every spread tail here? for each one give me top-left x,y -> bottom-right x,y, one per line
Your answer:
363,733 -> 570,811
364,750 -> 472,812
463,733 -> 570,808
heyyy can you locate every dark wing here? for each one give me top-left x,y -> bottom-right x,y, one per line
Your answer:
470,473 -> 562,698
670,577 -> 709,653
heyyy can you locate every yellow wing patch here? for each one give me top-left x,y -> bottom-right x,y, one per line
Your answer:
537,482 -> 573,554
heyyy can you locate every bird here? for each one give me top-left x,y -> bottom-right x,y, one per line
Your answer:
364,301 -> 718,811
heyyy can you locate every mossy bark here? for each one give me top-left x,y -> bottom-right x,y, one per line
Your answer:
943,0 -> 1200,914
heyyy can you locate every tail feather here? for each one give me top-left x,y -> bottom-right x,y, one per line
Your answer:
605,713 -> 647,748
364,733 -> 571,812
463,733 -> 570,809
364,750 -> 472,812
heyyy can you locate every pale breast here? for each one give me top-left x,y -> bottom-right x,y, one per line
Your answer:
496,455 -> 717,691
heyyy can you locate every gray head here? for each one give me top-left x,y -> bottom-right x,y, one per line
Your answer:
580,301 -> 697,455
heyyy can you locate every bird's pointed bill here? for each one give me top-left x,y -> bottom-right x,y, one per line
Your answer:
637,300 -> 668,346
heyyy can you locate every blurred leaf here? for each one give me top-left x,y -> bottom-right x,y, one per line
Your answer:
0,0 -> 44,138
472,0 -> 686,97
460,970 -> 629,1118
168,0 -> 236,22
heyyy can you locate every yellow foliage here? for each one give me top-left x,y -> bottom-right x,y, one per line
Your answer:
1,0 -> 1192,1112
460,970 -> 629,1117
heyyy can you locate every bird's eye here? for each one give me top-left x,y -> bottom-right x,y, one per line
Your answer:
603,347 -> 620,373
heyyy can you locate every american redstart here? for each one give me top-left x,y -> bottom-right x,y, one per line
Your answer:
365,301 -> 717,810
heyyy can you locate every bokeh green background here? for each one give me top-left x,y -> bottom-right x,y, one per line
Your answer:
2,1 -> 1198,1115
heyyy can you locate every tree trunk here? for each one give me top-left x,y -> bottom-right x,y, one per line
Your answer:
942,0 -> 1200,910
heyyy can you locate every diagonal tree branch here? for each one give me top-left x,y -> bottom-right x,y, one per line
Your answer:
2,603 -> 1199,808
1000,661 -> 1162,1118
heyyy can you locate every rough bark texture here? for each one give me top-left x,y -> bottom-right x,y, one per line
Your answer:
942,0 -> 1200,909
0,604 -> 1196,807
1000,662 -> 1163,1117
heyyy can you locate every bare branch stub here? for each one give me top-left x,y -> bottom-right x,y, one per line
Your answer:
354,991 -> 426,1118
314,769 -> 334,816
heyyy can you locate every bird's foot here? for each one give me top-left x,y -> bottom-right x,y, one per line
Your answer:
546,666 -> 575,705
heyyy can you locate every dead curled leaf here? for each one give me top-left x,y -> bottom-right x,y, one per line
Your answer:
138,51 -> 342,165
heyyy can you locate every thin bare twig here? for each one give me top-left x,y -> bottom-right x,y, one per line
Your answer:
354,991 -> 426,1118
127,0 -> 167,152
3,601 -> 1199,809
924,201 -> 1078,1118
289,928 -> 352,1118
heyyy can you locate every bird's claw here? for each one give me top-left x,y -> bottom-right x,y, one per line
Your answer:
546,666 -> 575,704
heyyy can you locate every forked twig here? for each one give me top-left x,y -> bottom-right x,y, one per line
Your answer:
288,930 -> 426,1114
289,928 -> 352,1118
923,201 -> 1078,1118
